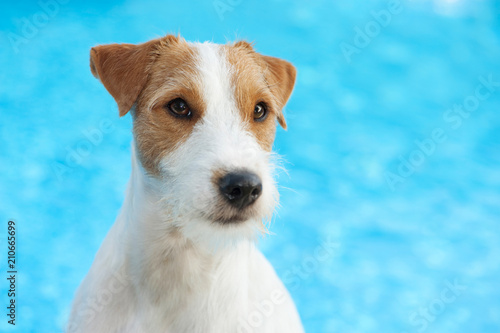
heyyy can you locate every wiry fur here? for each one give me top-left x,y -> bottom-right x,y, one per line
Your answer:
68,35 -> 302,333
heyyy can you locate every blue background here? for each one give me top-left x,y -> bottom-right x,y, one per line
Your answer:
1,0 -> 499,332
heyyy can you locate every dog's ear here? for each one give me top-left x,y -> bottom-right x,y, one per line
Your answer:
261,55 -> 296,130
89,38 -> 162,116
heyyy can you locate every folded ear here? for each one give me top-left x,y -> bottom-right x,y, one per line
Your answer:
260,55 -> 297,129
90,38 -> 164,116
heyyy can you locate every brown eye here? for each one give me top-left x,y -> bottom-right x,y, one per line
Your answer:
166,98 -> 191,118
254,102 -> 267,121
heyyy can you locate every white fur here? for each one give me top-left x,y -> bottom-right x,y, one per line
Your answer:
68,42 -> 304,333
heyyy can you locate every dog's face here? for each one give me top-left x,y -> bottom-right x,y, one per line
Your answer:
90,35 -> 296,245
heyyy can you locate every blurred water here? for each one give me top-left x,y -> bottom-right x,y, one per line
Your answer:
1,0 -> 499,332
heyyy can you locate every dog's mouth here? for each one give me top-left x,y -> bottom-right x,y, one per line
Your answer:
201,197 -> 261,225
213,213 -> 248,224
207,208 -> 255,225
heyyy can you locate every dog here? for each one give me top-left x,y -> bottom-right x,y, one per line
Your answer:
67,35 -> 303,333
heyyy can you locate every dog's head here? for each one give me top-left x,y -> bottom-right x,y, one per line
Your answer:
89,35 -> 296,245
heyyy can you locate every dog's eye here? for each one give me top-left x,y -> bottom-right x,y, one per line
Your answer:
166,98 -> 192,118
254,103 -> 267,121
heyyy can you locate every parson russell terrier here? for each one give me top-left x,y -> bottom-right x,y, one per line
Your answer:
67,35 -> 303,333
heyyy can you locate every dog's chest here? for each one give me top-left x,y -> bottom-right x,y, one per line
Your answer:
129,243 -> 253,333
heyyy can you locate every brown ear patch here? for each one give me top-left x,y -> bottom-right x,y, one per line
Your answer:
89,35 -> 181,116
258,55 -> 297,130
224,42 -> 297,151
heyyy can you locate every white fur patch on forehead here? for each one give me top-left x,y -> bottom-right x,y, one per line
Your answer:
189,42 -> 239,121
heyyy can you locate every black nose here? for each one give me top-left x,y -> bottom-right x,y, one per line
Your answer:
219,171 -> 263,209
